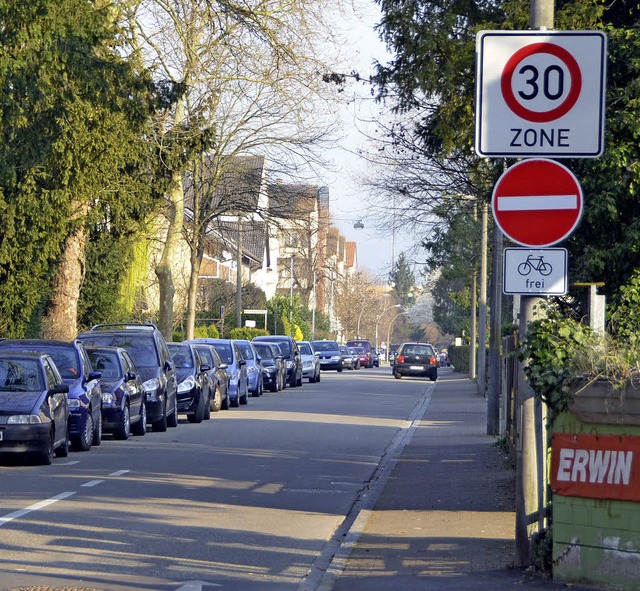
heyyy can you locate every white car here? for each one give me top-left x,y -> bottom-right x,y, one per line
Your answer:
296,341 -> 321,383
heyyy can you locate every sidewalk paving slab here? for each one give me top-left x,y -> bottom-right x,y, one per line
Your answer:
332,370 -> 601,591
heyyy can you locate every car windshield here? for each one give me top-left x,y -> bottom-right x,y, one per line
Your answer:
87,350 -> 122,380
354,347 -> 365,353
34,346 -> 80,380
236,343 -> 254,360
194,346 -> 214,367
403,345 -> 434,356
348,341 -> 369,349
212,343 -> 233,364
80,335 -> 159,367
168,344 -> 193,369
298,343 -> 313,355
253,344 -> 273,359
312,341 -> 338,352
0,359 -> 43,391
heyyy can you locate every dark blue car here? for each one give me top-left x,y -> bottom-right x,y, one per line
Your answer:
86,346 -> 147,440
0,340 -> 103,452
0,351 -> 70,464
167,343 -> 211,423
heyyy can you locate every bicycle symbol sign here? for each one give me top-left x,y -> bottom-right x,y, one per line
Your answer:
504,248 -> 567,295
517,254 -> 552,276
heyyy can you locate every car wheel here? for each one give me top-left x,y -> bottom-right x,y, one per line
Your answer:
211,387 -> 222,412
221,390 -> 231,410
337,367 -> 343,373
430,372 -> 438,382
54,424 -> 70,458
239,389 -> 249,405
72,413 -> 94,452
316,371 -> 321,383
167,393 -> 178,427
251,383 -> 261,398
39,430 -> 55,465
131,401 -> 147,436
152,399 -> 168,432
92,408 -> 103,446
394,370 -> 402,380
113,404 -> 131,440
204,393 -> 212,420
188,392 -> 206,423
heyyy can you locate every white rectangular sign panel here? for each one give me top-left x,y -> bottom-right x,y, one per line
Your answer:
475,31 -> 607,158
503,248 -> 567,295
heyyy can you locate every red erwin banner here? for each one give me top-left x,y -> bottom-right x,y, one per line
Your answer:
551,433 -> 640,501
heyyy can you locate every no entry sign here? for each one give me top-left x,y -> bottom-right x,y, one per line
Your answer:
476,31 -> 607,158
492,159 -> 583,247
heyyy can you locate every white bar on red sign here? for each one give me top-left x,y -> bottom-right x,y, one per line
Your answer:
497,194 -> 578,211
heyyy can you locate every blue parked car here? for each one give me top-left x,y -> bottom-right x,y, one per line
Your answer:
86,346 -> 147,440
0,339 -> 103,452
233,340 -> 263,397
167,342 -> 211,423
0,351 -> 70,464
186,339 -> 248,407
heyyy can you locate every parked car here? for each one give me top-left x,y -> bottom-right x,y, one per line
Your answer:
340,345 -> 355,370
252,336 -> 302,388
168,343 -> 211,423
252,341 -> 285,392
312,339 -> 343,372
190,343 -> 230,411
77,323 -> 178,432
353,346 -> 369,368
346,339 -> 374,368
86,346 -> 147,439
0,351 -> 70,464
372,349 -> 380,367
392,342 -> 438,381
188,339 -> 248,407
234,340 -> 263,397
0,339 -> 103,451
297,341 -> 320,383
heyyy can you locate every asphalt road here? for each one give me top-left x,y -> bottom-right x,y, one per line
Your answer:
0,366 -> 434,591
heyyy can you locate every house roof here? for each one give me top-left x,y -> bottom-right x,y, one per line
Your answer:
345,241 -> 357,268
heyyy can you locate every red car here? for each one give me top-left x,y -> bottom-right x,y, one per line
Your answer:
353,347 -> 368,367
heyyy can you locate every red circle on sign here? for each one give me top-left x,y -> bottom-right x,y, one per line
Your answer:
492,159 -> 583,247
501,42 -> 582,123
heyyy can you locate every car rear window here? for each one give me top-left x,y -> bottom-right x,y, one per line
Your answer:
402,345 -> 434,357
87,350 -> 122,380
236,343 -> 255,360
347,340 -> 371,351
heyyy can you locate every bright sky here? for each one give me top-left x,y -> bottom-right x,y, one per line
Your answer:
320,0 -> 419,281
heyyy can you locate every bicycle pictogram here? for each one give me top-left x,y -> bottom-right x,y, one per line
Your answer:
517,254 -> 552,276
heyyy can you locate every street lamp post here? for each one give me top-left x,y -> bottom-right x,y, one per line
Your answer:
386,310 -> 407,362
375,304 -> 402,352
356,306 -> 367,338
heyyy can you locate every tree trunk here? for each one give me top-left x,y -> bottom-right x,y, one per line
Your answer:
185,244 -> 204,341
42,213 -> 88,340
156,168 -> 184,341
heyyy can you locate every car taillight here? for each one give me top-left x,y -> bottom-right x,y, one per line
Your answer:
397,355 -> 405,363
430,356 -> 437,365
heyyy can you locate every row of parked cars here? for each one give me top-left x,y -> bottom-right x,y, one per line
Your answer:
0,325 -> 336,466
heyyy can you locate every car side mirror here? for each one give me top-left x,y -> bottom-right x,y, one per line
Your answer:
87,371 -> 101,381
49,383 -> 69,396
200,364 -> 211,373
165,360 -> 173,371
126,371 -> 137,382
256,355 -> 262,363
218,362 -> 228,370
239,359 -> 247,366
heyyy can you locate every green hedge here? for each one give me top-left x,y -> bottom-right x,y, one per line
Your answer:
448,345 -> 469,373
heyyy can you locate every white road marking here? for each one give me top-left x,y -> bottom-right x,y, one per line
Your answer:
81,480 -> 104,487
109,469 -> 130,476
0,492 -> 76,527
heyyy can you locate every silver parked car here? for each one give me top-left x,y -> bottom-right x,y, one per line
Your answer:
297,341 -> 320,383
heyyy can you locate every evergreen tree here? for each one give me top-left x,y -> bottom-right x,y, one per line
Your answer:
389,252 -> 415,306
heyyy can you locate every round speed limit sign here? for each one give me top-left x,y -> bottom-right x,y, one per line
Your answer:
475,31 -> 607,158
501,42 -> 582,123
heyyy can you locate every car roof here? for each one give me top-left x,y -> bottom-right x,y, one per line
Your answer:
0,350 -> 49,360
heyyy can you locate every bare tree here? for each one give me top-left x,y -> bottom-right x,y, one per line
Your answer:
121,0 -> 342,339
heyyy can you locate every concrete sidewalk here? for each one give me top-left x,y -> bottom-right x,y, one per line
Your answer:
331,369 -> 598,591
